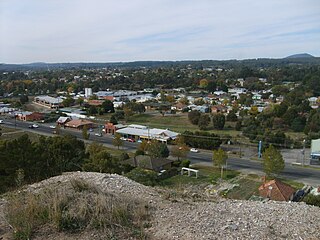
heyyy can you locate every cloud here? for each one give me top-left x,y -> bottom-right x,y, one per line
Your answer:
0,0 -> 320,63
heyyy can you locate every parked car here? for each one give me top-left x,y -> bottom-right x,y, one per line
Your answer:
95,133 -> 102,137
0,120 -> 3,124
49,125 -> 56,129
137,139 -> 142,143
120,137 -> 127,141
89,128 -> 94,132
127,138 -> 135,142
190,148 -> 199,153
32,124 -> 39,128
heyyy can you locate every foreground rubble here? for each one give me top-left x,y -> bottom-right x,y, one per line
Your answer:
1,172 -> 319,240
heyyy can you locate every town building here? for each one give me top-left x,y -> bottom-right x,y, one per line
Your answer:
116,124 -> 179,143
17,111 -> 44,121
64,119 -> 94,130
34,95 -> 64,109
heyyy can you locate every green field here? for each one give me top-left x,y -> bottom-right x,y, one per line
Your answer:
159,165 -> 240,187
128,113 -> 241,137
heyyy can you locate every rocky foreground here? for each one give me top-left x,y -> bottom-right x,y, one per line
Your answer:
1,172 -> 320,240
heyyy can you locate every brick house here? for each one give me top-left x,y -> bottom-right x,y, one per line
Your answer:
18,111 -> 44,121
259,179 -> 295,201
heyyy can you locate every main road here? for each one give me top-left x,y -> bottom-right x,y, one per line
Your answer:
1,118 -> 319,186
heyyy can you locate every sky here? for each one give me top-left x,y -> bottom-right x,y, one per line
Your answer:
1,0 -> 320,63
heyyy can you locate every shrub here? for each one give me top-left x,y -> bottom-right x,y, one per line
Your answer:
303,194 -> 320,207
5,179 -> 149,239
180,159 -> 191,168
125,168 -> 158,186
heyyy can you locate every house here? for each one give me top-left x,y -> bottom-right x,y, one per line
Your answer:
64,119 -> 94,130
123,155 -> 173,172
18,111 -> 44,121
56,116 -> 71,126
171,102 -> 187,111
259,179 -> 295,201
104,122 -> 127,135
211,105 -> 228,114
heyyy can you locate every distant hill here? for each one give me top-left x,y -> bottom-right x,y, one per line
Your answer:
285,53 -> 315,59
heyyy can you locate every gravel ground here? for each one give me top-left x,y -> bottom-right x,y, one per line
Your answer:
1,172 -> 320,240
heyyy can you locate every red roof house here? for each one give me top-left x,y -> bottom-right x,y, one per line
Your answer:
259,179 -> 295,201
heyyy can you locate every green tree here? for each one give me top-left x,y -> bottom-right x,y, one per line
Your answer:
262,145 -> 284,177
213,148 -> 228,179
188,110 -> 201,125
112,133 -> 123,149
147,140 -> 169,158
84,149 -> 119,173
62,96 -> 75,107
212,113 -> 225,130
82,125 -> 90,140
198,114 -> 210,130
101,100 -> 115,113
109,114 -> 118,125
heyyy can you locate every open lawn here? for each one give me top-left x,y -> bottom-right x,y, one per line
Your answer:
128,113 -> 241,137
226,177 -> 261,200
159,164 -> 240,187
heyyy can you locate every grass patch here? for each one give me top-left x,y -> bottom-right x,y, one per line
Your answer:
277,178 -> 304,190
0,126 -> 18,133
5,179 -> 149,240
158,165 -> 240,188
0,130 -> 40,142
128,113 -> 242,137
226,178 -> 261,200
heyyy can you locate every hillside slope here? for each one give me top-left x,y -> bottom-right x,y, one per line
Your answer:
1,172 -> 320,240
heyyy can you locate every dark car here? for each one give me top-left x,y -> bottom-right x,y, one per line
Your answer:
28,125 -> 34,129
292,190 -> 305,202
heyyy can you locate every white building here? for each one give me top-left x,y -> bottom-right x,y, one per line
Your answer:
84,88 -> 93,98
116,124 -> 179,143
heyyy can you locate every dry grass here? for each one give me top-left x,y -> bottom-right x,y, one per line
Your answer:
5,179 -> 150,240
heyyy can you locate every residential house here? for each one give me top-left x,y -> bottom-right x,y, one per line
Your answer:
259,179 -> 295,201
56,116 -> 71,126
211,105 -> 228,114
123,155 -> 173,172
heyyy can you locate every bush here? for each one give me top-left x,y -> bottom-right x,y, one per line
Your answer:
5,179 -> 149,239
135,149 -> 145,156
180,159 -> 191,168
125,168 -> 158,186
303,194 -> 320,207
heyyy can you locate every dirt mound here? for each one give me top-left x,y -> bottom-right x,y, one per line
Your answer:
1,172 -> 320,240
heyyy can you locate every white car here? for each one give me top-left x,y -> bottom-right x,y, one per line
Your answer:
0,120 -> 3,124
32,124 -> 39,128
120,137 -> 127,141
190,148 -> 199,153
49,125 -> 56,129
95,133 -> 102,137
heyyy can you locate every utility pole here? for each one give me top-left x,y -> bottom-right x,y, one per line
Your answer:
258,140 -> 262,158
302,139 -> 306,167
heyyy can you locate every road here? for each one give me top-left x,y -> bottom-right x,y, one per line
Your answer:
1,118 -> 320,186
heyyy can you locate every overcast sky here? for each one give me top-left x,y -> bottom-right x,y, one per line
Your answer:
1,0 -> 320,63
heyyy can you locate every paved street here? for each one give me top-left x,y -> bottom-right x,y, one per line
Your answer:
1,118 -> 319,186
